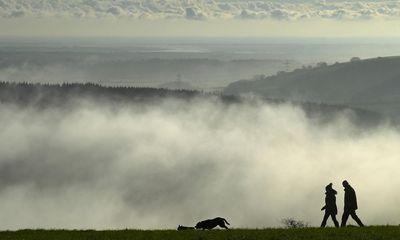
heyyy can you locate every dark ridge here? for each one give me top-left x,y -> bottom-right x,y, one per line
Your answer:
0,81 -> 384,127
0,81 -> 201,107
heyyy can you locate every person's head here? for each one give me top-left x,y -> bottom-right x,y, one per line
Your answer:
325,183 -> 333,191
342,180 -> 349,188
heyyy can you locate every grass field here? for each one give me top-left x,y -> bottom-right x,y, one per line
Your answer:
1,226 -> 400,240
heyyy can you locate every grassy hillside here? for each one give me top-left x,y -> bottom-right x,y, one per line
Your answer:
224,56 -> 400,117
1,227 -> 400,240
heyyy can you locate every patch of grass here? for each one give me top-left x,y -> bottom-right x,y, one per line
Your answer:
0,226 -> 399,240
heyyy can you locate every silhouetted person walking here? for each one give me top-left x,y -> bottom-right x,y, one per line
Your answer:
320,183 -> 339,227
341,180 -> 364,227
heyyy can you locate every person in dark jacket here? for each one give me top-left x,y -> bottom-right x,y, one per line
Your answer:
341,180 -> 364,227
320,183 -> 339,227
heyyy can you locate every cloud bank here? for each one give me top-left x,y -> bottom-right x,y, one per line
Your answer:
0,98 -> 399,230
0,0 -> 400,21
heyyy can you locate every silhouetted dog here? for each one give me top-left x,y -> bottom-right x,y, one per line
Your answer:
195,217 -> 230,230
177,225 -> 195,230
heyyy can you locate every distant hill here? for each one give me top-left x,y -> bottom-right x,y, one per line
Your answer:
224,56 -> 400,117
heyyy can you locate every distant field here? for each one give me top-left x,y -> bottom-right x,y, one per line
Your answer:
1,227 -> 400,240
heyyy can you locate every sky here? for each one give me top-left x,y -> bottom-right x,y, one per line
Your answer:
1,0 -> 400,37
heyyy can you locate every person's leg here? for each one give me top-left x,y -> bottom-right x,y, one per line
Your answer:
321,212 -> 329,227
341,211 -> 350,227
330,213 -> 339,228
350,211 -> 364,227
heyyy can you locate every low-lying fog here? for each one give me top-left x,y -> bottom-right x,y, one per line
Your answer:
0,98 -> 399,230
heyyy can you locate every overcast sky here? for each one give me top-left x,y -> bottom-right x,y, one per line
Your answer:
1,0 -> 400,37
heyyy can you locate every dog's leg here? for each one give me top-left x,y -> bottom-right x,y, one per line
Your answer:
219,223 -> 229,229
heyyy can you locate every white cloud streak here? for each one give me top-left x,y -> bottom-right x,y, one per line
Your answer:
0,0 -> 400,21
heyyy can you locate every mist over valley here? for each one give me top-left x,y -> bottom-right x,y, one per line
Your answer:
1,38 -> 400,230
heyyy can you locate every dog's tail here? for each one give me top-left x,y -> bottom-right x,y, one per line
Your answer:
177,225 -> 195,230
223,218 -> 230,225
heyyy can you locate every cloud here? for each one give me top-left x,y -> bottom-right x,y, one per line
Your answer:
270,9 -> 289,20
0,96 -> 399,230
8,9 -> 23,17
107,6 -> 123,16
185,7 -> 206,20
0,0 -> 400,21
